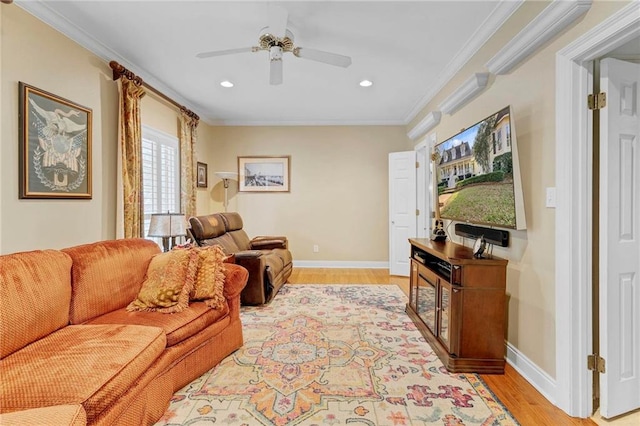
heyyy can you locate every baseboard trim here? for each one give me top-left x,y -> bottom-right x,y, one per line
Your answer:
505,341 -> 557,405
294,260 -> 389,269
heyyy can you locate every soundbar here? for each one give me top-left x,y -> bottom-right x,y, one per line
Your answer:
454,223 -> 509,247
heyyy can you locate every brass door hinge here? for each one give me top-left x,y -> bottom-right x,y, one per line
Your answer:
416,161 -> 420,169
588,92 -> 607,110
416,209 -> 420,216
587,354 -> 606,373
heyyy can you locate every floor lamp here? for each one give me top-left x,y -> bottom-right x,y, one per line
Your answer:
215,172 -> 237,212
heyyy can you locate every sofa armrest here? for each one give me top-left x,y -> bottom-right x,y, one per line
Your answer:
250,236 -> 288,250
222,264 -> 249,299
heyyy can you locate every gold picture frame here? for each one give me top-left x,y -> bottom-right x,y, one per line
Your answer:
19,82 -> 92,199
238,156 -> 290,192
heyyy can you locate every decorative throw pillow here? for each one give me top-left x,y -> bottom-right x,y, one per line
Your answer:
190,245 -> 227,310
127,249 -> 198,313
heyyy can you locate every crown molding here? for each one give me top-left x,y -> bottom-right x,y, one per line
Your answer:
559,1 -> 640,63
403,0 -> 524,123
407,111 -> 441,140
486,0 -> 592,75
209,118 -> 406,127
15,0 -> 203,119
438,73 -> 489,115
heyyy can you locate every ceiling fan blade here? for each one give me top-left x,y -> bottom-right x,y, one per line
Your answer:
293,47 -> 352,68
196,47 -> 256,59
267,4 -> 288,39
270,56 -> 283,85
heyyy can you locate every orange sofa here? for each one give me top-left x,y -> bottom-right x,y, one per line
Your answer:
0,238 -> 248,425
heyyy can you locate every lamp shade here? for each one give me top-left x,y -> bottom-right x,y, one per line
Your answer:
215,171 -> 237,180
147,213 -> 187,237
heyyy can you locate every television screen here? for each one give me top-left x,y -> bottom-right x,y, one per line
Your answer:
434,105 -> 526,230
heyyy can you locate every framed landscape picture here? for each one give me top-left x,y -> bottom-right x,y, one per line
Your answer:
19,82 -> 92,199
238,156 -> 290,192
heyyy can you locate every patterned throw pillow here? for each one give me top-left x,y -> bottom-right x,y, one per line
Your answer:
127,249 -> 198,313
190,245 -> 227,310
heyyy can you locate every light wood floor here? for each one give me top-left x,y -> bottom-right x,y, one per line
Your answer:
288,268 -> 597,426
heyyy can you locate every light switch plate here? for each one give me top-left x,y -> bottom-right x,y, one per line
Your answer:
546,187 -> 556,208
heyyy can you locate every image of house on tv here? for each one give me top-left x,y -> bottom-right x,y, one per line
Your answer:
436,106 -> 512,189
434,106 -> 517,229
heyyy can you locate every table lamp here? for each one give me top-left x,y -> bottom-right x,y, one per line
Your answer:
147,212 -> 187,252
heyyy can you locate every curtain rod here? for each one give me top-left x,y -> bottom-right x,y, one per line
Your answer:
109,61 -> 200,123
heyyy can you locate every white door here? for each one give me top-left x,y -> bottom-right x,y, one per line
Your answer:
389,151 -> 417,276
599,57 -> 640,418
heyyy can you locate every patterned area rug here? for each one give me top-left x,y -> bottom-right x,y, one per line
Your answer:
156,285 -> 519,425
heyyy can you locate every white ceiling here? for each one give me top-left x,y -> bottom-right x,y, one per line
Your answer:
17,0 -> 524,126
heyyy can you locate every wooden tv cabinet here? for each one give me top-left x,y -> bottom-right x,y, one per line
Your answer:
406,238 -> 508,374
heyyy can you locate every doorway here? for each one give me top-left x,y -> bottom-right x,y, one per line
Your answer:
555,3 -> 640,419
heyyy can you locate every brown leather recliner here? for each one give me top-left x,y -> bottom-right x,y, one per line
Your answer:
188,212 -> 293,305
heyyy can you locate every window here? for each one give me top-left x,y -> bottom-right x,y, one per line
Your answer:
142,126 -> 180,240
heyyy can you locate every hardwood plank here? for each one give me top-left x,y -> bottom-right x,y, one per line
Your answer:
287,267 -> 596,426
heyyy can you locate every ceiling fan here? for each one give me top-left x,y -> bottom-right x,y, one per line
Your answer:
196,5 -> 352,85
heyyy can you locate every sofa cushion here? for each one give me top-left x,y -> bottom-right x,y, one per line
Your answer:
127,249 -> 198,313
84,301 -> 229,347
191,245 -> 227,309
0,250 -> 72,359
0,404 -> 86,426
0,324 -> 165,423
189,214 -> 226,239
219,212 -> 244,232
202,233 -> 240,254
62,239 -> 161,324
228,229 -> 252,251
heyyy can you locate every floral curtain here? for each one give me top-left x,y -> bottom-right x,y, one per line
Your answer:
117,78 -> 146,238
179,110 -> 199,219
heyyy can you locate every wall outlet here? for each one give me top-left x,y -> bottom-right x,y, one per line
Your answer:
313,245 -> 319,253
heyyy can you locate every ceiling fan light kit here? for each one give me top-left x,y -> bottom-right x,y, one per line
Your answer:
196,6 -> 352,85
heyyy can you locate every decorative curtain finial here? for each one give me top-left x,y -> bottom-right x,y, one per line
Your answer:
109,61 -> 144,86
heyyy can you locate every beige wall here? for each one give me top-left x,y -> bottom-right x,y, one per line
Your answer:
194,122 -> 217,215
1,6 -> 118,253
141,94 -> 179,137
0,6 -> 185,253
199,126 -> 409,261
407,0 -> 630,378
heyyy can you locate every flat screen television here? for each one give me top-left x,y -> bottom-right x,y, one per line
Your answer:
434,105 -> 526,230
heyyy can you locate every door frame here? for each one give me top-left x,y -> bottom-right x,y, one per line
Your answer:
414,133 -> 437,239
555,3 -> 640,417
415,139 -> 428,238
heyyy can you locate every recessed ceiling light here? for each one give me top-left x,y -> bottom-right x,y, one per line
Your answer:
220,80 -> 234,88
359,80 -> 373,87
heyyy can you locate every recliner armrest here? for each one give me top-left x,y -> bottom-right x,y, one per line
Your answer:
250,236 -> 288,250
234,250 -> 264,259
